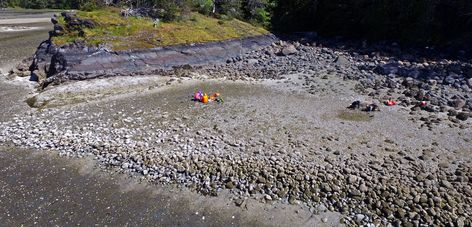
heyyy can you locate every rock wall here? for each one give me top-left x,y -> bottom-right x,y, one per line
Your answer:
29,33 -> 277,86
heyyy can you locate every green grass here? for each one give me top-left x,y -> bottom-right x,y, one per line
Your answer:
52,8 -> 269,51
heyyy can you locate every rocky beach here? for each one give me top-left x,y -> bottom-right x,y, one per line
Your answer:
1,8 -> 472,226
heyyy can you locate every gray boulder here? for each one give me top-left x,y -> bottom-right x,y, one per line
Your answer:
451,99 -> 466,109
280,45 -> 297,56
334,55 -> 350,67
456,112 -> 469,121
376,63 -> 400,75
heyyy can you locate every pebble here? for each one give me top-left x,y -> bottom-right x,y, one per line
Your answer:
456,112 -> 469,121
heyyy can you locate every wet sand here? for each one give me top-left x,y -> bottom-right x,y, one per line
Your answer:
0,9 -> 53,73
0,144 -> 340,226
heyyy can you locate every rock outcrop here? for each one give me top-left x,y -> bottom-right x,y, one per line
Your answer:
28,12 -> 277,87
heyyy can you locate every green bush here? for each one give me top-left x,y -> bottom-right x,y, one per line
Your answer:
215,0 -> 242,19
196,0 -> 214,15
6,0 -> 471,47
80,1 -> 99,12
253,7 -> 270,27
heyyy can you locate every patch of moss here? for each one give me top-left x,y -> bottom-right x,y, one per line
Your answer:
25,96 -> 49,109
25,96 -> 37,107
52,8 -> 269,51
336,111 -> 373,122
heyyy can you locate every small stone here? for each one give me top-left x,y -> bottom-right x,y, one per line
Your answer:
264,195 -> 272,201
348,175 -> 358,184
356,214 -> 365,222
247,59 -> 259,65
441,180 -> 453,189
321,183 -> 332,192
234,198 -> 245,207
438,162 -> 449,168
427,79 -> 437,86
467,78 -> 472,87
359,184 -> 368,192
448,109 -> 459,116
457,217 -> 466,227
256,177 -> 267,184
288,196 -> 297,205
456,112 -> 469,121
226,181 -> 236,189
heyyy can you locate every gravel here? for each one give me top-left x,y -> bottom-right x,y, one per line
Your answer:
190,39 -> 472,127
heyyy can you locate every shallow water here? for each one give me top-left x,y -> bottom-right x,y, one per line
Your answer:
0,9 -> 53,71
0,8 -> 60,20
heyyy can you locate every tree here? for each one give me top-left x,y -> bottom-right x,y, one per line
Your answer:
214,0 -> 242,18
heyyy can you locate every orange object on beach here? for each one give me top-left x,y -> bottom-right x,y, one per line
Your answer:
202,94 -> 209,103
210,93 -> 220,101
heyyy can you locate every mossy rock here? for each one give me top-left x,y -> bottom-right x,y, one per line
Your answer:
52,7 -> 268,51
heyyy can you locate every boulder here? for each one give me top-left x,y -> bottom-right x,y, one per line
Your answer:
31,69 -> 46,82
376,63 -> 400,75
402,77 -> 416,88
51,24 -> 64,36
80,19 -> 95,28
451,99 -> 466,109
280,44 -> 297,56
456,112 -> 469,121
334,55 -> 350,67
51,17 -> 58,24
448,109 -> 458,116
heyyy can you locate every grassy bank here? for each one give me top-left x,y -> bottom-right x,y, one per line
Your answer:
52,8 -> 268,51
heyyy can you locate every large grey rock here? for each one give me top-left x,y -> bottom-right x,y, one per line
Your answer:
376,63 -> 400,75
30,34 -> 278,86
280,44 -> 297,56
334,55 -> 350,67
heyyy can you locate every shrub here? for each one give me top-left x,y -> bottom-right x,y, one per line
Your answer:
253,7 -> 269,27
80,1 -> 100,12
215,0 -> 242,19
196,0 -> 214,15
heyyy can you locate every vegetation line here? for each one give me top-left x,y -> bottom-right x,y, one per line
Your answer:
2,0 -> 471,47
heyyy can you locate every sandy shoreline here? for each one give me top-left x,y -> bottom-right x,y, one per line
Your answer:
0,17 -> 51,25
0,25 -> 42,32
